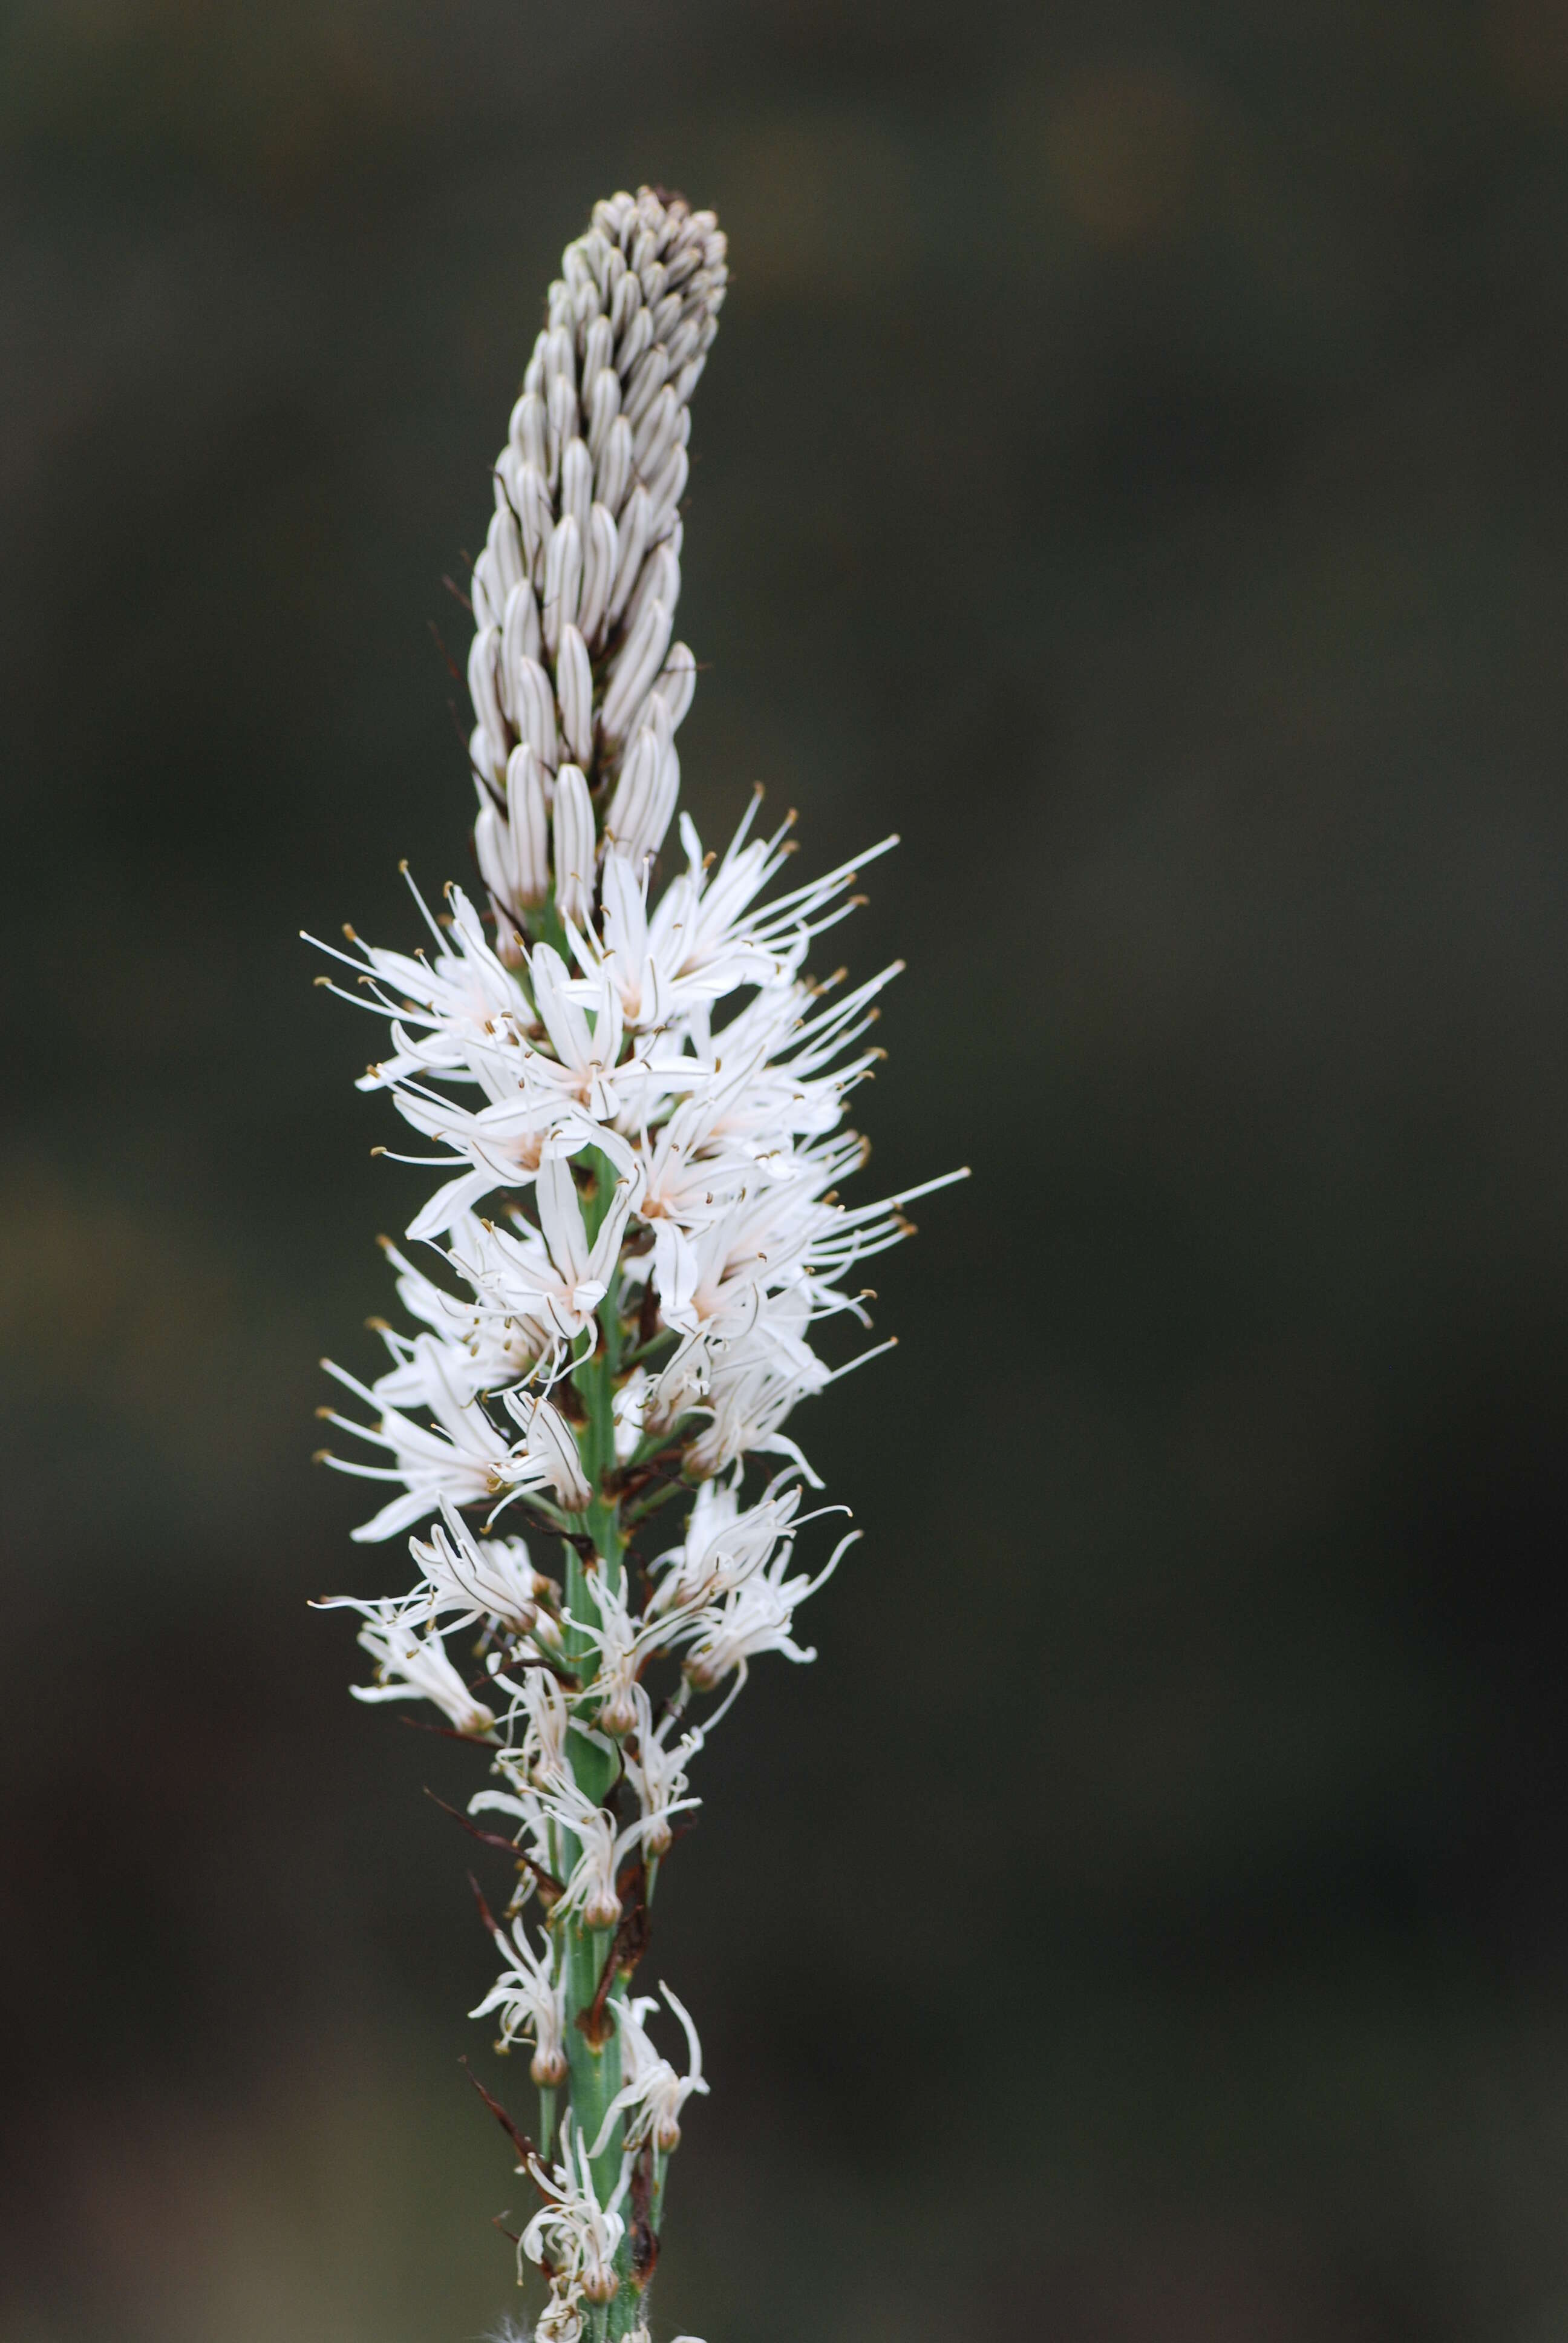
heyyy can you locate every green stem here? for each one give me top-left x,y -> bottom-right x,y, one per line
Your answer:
565,1918 -> 621,2197
560,1315 -> 630,2220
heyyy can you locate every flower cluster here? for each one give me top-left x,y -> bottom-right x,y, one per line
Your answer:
314,188 -> 961,2343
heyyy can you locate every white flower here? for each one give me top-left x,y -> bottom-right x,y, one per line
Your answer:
529,945 -> 626,1123
534,2293 -> 584,2343
590,1983 -> 707,2156
681,1525 -> 860,1700
469,1913 -> 569,2085
318,1336 -> 589,1539
408,1498 -> 546,1634
675,1302 -> 831,1484
620,1683 -> 702,1859
348,1614 -> 495,1736
456,1154 -> 635,1352
318,1339 -> 521,1543
570,1568 -> 667,1737
369,1227 -> 539,1402
307,879 -> 531,1091
647,1470 -> 822,1619
392,1093 -> 610,1247
521,2122 -> 629,2305
535,1778 -> 643,1930
500,1385 -> 593,1515
493,1663 -> 577,1792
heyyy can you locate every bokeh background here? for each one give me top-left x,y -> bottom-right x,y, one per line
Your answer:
5,1 -> 1568,2336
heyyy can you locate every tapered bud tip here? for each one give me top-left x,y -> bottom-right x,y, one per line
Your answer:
530,2047 -> 569,2088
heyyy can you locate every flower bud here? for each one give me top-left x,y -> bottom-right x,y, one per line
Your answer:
531,2046 -> 569,2088
581,2267 -> 620,2305
599,1687 -> 638,1737
584,1887 -> 622,1931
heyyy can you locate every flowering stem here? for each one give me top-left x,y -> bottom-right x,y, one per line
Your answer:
314,184 -> 964,2343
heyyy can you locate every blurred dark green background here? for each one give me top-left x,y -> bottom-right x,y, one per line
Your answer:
5,1 -> 1568,2336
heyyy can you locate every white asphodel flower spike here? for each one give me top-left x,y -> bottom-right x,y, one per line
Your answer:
314,184 -> 967,2341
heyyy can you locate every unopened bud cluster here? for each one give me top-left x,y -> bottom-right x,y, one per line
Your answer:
313,188 -> 961,2343
467,190 -> 724,932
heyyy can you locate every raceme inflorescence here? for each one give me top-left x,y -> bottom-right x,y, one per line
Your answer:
311,186 -> 963,2343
